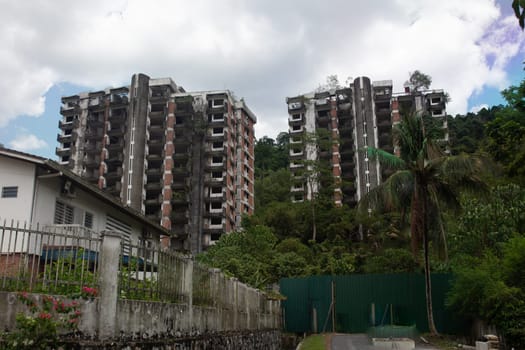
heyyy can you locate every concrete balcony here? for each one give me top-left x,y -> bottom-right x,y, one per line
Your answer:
288,101 -> 304,112
60,101 -> 80,114
290,126 -> 304,134
288,114 -> 304,123
55,147 -> 71,157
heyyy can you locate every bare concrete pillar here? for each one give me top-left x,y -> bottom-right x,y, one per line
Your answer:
98,230 -> 121,340
183,256 -> 193,331
232,277 -> 238,330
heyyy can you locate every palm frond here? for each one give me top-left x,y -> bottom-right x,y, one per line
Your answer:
365,147 -> 406,169
429,181 -> 461,211
434,154 -> 489,195
358,170 -> 413,214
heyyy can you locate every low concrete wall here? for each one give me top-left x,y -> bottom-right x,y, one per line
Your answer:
60,330 -> 281,349
0,292 -> 281,348
0,232 -> 281,348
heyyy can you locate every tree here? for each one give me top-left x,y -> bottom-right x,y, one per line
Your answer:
300,129 -> 336,241
254,168 -> 292,209
254,136 -> 288,177
447,238 -> 525,348
316,74 -> 342,92
408,70 -> 432,91
485,78 -> 525,180
513,0 -> 525,29
359,112 -> 487,334
448,184 -> 525,257
196,225 -> 278,288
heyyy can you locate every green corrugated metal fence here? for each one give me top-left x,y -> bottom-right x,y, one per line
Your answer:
280,273 -> 465,334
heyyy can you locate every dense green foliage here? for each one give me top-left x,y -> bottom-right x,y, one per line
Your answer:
196,226 -> 361,288
361,111 -> 487,334
198,74 -> 525,345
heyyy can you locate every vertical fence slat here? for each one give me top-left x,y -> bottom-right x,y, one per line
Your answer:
0,222 -> 101,294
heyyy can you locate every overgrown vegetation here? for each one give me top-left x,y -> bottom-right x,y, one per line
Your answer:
2,288 -> 96,350
197,74 -> 525,347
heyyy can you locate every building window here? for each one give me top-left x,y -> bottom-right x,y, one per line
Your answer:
84,211 -> 94,229
212,127 -> 223,135
54,201 -> 74,225
212,99 -> 224,108
212,171 -> 223,179
106,215 -> 132,251
293,194 -> 304,202
1,186 -> 18,198
210,217 -> 222,225
210,113 -> 224,122
211,187 -> 222,195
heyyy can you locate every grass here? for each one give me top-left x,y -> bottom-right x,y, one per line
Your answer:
422,333 -> 462,350
300,334 -> 326,350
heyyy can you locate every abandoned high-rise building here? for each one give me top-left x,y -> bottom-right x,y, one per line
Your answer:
56,74 -> 256,253
286,76 -> 448,206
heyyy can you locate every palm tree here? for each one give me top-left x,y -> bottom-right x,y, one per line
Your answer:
359,112 -> 487,335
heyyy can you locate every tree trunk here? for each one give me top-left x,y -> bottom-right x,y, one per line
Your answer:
422,188 -> 438,335
410,182 -> 423,260
311,199 -> 317,241
424,227 -> 438,335
412,179 -> 438,335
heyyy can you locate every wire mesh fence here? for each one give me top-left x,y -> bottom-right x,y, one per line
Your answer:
0,220 -> 100,295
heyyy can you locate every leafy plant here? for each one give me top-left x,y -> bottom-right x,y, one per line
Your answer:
4,291 -> 84,350
36,248 -> 97,296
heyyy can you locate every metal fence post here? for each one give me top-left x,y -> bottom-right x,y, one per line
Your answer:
98,230 -> 121,340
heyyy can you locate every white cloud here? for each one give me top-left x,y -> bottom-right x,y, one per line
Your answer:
470,104 -> 489,113
0,0 -> 523,139
9,134 -> 48,151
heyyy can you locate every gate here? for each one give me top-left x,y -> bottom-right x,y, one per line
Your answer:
280,273 -> 464,334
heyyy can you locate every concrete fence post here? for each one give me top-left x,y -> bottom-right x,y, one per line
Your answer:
183,256 -> 193,331
98,230 -> 121,340
232,277 -> 238,330
211,268 -> 223,331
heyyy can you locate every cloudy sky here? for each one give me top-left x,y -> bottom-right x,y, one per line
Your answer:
0,0 -> 524,159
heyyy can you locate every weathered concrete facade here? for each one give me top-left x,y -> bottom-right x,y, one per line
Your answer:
286,77 -> 448,207
56,74 -> 257,253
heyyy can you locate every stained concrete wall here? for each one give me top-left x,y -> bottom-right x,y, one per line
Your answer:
0,229 -> 281,348
0,292 -> 280,348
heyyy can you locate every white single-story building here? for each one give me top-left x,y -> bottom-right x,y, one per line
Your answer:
0,147 -> 183,256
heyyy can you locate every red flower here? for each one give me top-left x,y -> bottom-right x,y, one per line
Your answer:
81,286 -> 98,297
38,312 -> 52,320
